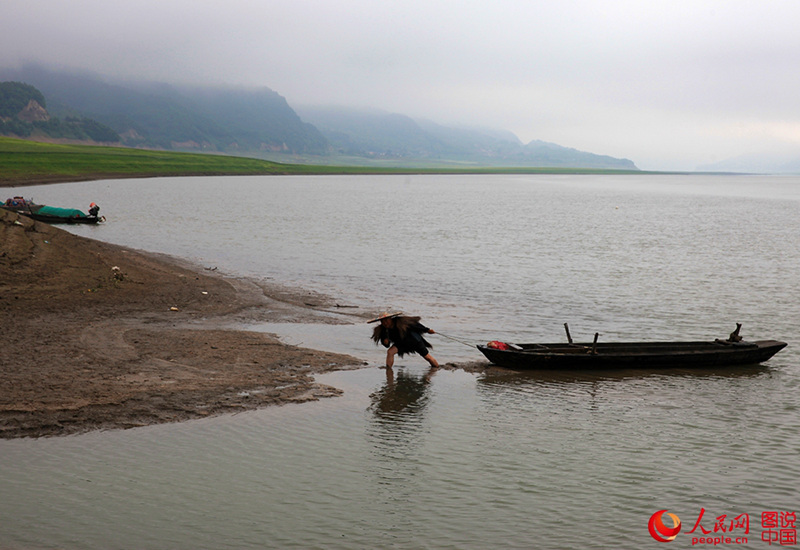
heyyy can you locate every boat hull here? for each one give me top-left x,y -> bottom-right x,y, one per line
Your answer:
1,205 -> 101,224
477,340 -> 787,370
26,212 -> 101,224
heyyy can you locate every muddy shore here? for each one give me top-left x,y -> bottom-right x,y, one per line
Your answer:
1,207 -> 378,439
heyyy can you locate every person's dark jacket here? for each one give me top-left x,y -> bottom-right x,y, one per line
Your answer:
371,316 -> 433,357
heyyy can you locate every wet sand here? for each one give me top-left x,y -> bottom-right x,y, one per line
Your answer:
0,207 -> 372,438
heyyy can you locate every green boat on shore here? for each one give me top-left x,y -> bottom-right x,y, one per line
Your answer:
2,196 -> 104,224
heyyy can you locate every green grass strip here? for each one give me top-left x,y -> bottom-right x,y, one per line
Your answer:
0,136 -> 648,186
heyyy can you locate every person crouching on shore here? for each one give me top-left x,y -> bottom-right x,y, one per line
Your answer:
369,312 -> 439,368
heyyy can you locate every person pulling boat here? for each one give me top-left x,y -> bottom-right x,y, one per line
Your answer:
368,312 -> 439,369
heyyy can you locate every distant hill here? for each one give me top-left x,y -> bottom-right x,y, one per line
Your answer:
0,65 -> 327,154
1,64 -> 638,169
0,81 -> 119,142
179,86 -> 328,154
297,106 -> 638,169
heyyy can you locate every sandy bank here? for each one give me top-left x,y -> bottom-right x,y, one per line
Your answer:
0,208 -> 371,438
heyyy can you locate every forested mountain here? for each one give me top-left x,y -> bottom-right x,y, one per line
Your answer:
0,64 -> 638,169
0,65 -> 327,154
0,81 -> 46,118
0,81 -> 119,142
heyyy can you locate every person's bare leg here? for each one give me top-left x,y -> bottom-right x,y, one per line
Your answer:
385,345 -> 398,367
422,353 -> 439,368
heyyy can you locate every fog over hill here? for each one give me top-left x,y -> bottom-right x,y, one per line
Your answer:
296,105 -> 638,169
0,64 -> 640,169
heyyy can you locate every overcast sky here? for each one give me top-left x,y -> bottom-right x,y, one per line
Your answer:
3,0 -> 800,170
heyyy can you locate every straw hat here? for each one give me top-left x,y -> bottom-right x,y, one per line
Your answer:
367,311 -> 402,323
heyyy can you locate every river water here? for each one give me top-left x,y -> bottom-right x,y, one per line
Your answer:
1,174 -> 799,548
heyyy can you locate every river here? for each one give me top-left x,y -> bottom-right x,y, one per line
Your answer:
1,174 -> 798,548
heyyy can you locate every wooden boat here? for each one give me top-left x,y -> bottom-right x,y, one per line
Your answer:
2,197 -> 104,224
477,325 -> 787,370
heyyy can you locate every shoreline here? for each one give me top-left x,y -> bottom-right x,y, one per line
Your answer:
0,172 -> 269,188
1,207 -> 378,439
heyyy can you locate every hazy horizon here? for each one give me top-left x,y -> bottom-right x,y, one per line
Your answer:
3,1 -> 800,171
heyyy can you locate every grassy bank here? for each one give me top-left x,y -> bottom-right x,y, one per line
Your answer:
0,136 -> 644,187
0,137 -> 304,186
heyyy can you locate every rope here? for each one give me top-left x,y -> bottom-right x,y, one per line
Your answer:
435,331 -> 477,348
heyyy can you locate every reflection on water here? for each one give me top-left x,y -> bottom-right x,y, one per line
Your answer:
478,363 -> 772,388
477,364 -> 774,415
370,366 -> 439,420
363,366 -> 441,537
